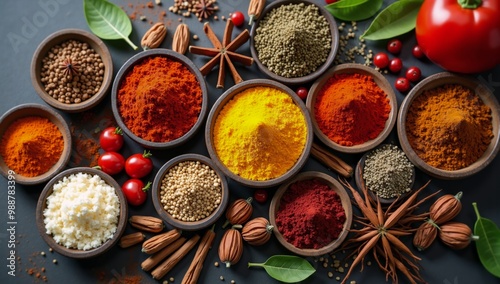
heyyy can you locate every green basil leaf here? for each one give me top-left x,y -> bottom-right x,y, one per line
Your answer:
248,255 -> 316,283
325,0 -> 382,21
361,0 -> 423,41
473,203 -> 500,278
83,0 -> 138,50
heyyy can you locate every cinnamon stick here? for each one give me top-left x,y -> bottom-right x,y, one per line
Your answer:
311,142 -> 353,178
141,237 -> 186,272
151,234 -> 200,280
181,226 -> 216,284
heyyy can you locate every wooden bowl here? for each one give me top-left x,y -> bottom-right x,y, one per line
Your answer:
0,103 -> 71,185
111,49 -> 208,150
250,0 -> 339,85
205,79 -> 313,188
269,171 -> 352,256
35,167 -> 128,259
306,63 -> 397,154
397,72 -> 500,179
152,154 -> 229,231
31,29 -> 113,113
354,144 -> 415,205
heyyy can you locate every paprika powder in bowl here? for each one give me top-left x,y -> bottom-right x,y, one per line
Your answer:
250,0 -> 339,86
0,103 -> 71,186
205,79 -> 313,188
306,63 -> 397,154
397,72 -> 500,180
31,29 -> 113,113
269,171 -> 352,257
35,167 -> 128,259
111,49 -> 208,150
152,154 -> 229,231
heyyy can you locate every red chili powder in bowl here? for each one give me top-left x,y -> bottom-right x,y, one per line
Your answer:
275,179 -> 346,249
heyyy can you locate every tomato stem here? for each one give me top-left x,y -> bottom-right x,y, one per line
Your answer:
458,0 -> 482,9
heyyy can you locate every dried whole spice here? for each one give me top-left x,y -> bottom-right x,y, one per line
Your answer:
429,191 -> 463,225
119,232 -> 145,248
247,0 -> 265,25
223,197 -> 253,228
439,222 -> 478,250
129,215 -> 164,233
181,226 -> 216,284
413,220 -> 439,251
242,217 -> 274,246
172,24 -> 190,54
141,22 -> 167,50
218,226 -> 244,268
142,229 -> 182,254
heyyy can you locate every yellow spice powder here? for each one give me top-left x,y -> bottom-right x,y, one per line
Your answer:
213,86 -> 307,181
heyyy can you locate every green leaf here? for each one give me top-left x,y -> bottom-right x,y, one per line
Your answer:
325,0 -> 383,22
473,202 -> 500,278
248,255 -> 316,283
361,0 -> 423,40
83,0 -> 138,50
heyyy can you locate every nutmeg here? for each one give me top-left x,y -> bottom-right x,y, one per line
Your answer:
429,191 -> 463,225
141,22 -> 167,50
218,226 -> 244,267
412,220 -> 439,251
223,197 -> 253,228
242,217 -> 274,246
438,221 -> 478,250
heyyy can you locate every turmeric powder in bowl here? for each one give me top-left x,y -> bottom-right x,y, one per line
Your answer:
211,84 -> 309,182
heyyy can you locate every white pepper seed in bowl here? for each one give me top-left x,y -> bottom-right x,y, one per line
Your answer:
40,39 -> 104,104
160,161 -> 222,222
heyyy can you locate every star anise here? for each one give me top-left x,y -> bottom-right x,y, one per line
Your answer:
193,0 -> 218,21
189,19 -> 253,89
59,56 -> 80,77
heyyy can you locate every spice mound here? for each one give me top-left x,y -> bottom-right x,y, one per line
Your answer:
406,84 -> 493,170
275,179 -> 346,249
160,161 -> 222,222
362,144 -> 414,199
43,173 -> 120,250
117,56 -> 203,142
314,73 -> 390,146
254,3 -> 331,78
213,86 -> 307,181
0,116 -> 63,177
41,39 -> 104,104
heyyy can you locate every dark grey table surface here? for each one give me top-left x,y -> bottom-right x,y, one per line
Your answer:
1,0 -> 499,283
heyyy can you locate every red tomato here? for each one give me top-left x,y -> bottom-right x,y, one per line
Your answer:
325,0 -> 338,4
99,127 -> 124,152
395,77 -> 410,93
296,87 -> 308,100
406,66 -> 422,82
98,152 -> 125,175
373,52 -> 390,69
254,189 -> 268,204
231,11 -> 245,27
416,0 -> 500,73
122,179 -> 151,206
387,39 -> 402,55
389,58 -> 403,73
125,151 -> 153,178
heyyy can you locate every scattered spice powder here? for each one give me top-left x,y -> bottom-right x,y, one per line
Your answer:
117,56 -> 203,142
406,84 -> 493,170
314,73 -> 390,146
275,179 -> 346,249
213,86 -> 307,181
0,116 -> 64,177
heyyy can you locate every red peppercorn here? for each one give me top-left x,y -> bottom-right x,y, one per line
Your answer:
406,66 -> 422,83
387,39 -> 403,55
389,58 -> 403,73
373,52 -> 390,69
296,87 -> 308,100
395,77 -> 411,93
412,45 -> 425,59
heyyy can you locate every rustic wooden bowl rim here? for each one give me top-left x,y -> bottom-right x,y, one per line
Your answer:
152,154 -> 229,231
111,49 -> 208,150
397,72 -> 500,180
269,171 -> 352,256
250,0 -> 339,85
30,28 -> 113,113
35,167 -> 128,259
306,63 -> 398,154
0,103 -> 71,185
205,79 -> 313,188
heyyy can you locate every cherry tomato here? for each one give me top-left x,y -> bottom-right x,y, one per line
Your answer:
125,151 -> 153,178
99,127 -> 124,152
231,11 -> 245,27
412,45 -> 425,59
406,66 -> 422,83
325,0 -> 339,4
122,179 -> 151,206
373,52 -> 390,69
296,87 -> 308,100
98,152 -> 125,175
254,189 -> 268,204
387,39 -> 402,55
395,77 -> 411,93
389,58 -> 403,73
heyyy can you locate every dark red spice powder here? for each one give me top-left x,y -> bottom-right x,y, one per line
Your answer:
275,179 -> 346,249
